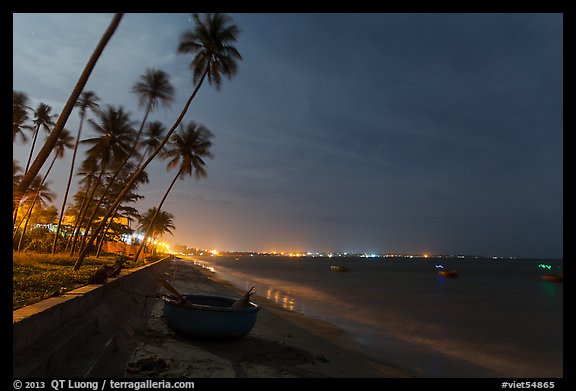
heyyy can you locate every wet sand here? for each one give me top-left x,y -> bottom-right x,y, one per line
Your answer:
125,257 -> 414,378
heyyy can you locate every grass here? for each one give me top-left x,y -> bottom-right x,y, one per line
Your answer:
13,251 -> 162,310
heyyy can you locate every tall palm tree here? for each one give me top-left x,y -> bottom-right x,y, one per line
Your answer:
24,103 -> 56,174
133,121 -> 214,262
53,91 -> 100,253
75,13 -> 241,269
136,208 -> 175,256
17,129 -> 73,251
71,106 -> 135,254
13,91 -> 31,142
16,13 -> 123,209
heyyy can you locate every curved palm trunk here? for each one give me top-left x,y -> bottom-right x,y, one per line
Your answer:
17,153 -> 58,251
53,113 -> 86,253
75,69 -> 208,270
133,168 -> 180,262
15,13 -> 123,209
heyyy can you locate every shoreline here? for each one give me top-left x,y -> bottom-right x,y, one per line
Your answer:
126,256 -> 415,378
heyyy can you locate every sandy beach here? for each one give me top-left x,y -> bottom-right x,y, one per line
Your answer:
125,257 -> 414,378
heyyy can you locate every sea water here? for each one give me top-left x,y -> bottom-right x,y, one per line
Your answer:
190,255 -> 563,378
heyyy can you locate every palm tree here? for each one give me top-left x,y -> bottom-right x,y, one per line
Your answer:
71,105 -> 135,254
24,103 -> 56,174
133,121 -> 214,261
136,208 -> 175,256
17,129 -> 73,251
16,13 -> 123,209
133,68 -> 175,129
14,175 -> 55,247
14,102 -> 55,226
13,91 -> 31,142
93,70 -> 175,247
52,91 -> 100,253
75,13 -> 241,269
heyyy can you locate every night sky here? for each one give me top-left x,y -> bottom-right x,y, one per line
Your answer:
12,13 -> 563,258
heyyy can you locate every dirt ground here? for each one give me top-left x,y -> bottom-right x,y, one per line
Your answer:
124,257 -> 414,378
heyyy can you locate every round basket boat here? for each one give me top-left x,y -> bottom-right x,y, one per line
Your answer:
162,294 -> 261,339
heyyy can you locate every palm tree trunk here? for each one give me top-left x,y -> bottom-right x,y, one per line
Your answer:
53,113 -> 86,253
133,168 -> 180,262
24,125 -> 41,174
75,69 -> 208,270
15,13 -> 123,210
17,154 -> 58,251
95,208 -> 118,257
65,177 -> 93,251
14,124 -> 41,229
70,163 -> 107,255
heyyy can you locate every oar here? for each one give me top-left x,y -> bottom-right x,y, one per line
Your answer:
156,278 -> 187,305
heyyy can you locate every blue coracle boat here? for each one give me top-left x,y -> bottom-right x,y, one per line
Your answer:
162,294 -> 261,338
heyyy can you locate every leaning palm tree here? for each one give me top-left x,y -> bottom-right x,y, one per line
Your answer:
52,91 -> 100,253
136,208 -> 175,257
24,102 -> 56,174
133,121 -> 214,262
75,13 -> 241,269
16,13 -> 123,209
71,105 -> 135,255
13,91 -> 31,142
17,129 -> 73,251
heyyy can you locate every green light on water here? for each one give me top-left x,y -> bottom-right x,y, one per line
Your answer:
538,264 -> 552,270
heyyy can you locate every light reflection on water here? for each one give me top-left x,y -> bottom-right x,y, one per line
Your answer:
186,256 -> 562,377
266,287 -> 297,311
193,259 -> 300,312
193,260 -> 215,273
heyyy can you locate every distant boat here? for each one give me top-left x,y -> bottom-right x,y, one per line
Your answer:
541,274 -> 563,283
437,270 -> 459,278
330,265 -> 351,272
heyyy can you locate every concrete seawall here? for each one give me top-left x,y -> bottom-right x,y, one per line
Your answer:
13,255 -> 174,378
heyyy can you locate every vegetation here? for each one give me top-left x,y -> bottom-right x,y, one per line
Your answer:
75,12 -> 241,268
13,251 -> 158,310
12,13 -> 241,308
